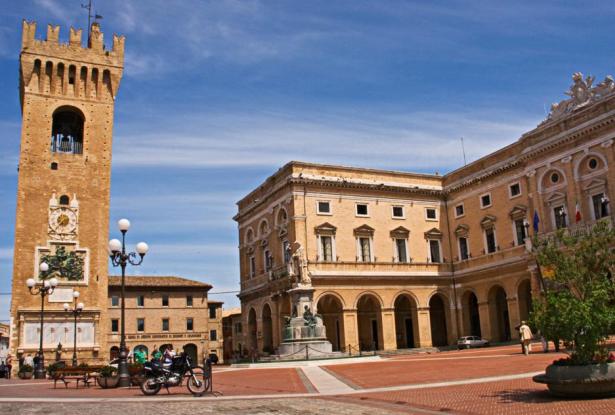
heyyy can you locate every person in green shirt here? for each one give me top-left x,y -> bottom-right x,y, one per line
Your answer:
134,348 -> 147,364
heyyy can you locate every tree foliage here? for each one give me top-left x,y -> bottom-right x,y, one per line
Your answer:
530,221 -> 615,364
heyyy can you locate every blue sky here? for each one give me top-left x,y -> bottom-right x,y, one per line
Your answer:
1,0 -> 614,320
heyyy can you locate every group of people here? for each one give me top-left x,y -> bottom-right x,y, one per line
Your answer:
0,354 -> 12,379
127,345 -> 177,365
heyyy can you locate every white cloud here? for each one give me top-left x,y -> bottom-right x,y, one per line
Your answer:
113,108 -> 540,173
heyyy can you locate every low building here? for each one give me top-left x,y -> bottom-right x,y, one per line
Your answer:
107,276 -> 223,365
222,308 -> 242,361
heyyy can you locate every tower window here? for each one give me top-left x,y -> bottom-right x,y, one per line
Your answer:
50,162 -> 58,170
51,107 -> 84,155
59,195 -> 69,205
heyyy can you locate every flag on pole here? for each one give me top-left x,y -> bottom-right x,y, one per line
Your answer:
533,210 -> 540,232
575,201 -> 582,223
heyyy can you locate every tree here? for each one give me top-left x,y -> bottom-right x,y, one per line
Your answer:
530,221 -> 615,365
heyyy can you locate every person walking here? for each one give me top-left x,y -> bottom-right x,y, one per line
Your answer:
24,353 -> 34,368
6,354 -> 12,379
519,321 -> 533,356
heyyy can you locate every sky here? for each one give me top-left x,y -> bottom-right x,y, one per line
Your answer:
1,0 -> 615,321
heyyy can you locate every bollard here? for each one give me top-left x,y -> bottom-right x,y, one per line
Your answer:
305,345 -> 309,360
348,344 -> 351,356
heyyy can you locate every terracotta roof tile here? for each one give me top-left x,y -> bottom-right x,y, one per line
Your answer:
108,275 -> 212,289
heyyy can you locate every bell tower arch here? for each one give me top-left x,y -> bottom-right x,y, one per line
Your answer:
10,20 -> 124,363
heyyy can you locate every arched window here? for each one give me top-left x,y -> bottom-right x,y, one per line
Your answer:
51,107 -> 84,155
59,195 -> 69,205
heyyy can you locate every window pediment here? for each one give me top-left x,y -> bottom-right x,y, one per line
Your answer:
390,226 -> 410,238
354,224 -> 375,236
509,205 -> 527,220
480,215 -> 497,229
546,191 -> 567,205
315,222 -> 337,235
424,227 -> 442,240
454,224 -> 469,237
583,178 -> 606,192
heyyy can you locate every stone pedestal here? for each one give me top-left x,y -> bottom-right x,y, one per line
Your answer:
277,284 -> 333,358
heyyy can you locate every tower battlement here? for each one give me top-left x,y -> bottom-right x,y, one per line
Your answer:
21,20 -> 124,65
19,20 -> 124,106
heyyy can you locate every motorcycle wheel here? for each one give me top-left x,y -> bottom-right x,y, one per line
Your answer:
187,375 -> 207,396
140,377 -> 162,396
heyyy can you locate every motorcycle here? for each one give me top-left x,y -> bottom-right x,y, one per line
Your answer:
140,352 -> 210,396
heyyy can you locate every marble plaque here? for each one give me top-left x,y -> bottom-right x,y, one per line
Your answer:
48,288 -> 74,303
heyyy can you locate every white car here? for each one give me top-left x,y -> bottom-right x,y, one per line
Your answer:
457,336 -> 490,349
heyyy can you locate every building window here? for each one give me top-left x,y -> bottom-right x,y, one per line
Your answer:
111,296 -> 119,307
392,206 -> 404,218
551,172 -> 560,184
186,318 -> 194,331
111,319 -> 119,333
317,201 -> 331,215
162,318 -> 169,332
263,249 -> 272,271
554,206 -> 567,229
480,193 -> 492,208
429,240 -> 441,263
358,237 -> 372,262
249,256 -> 256,278
455,204 -> 464,218
137,318 -> 145,332
137,295 -> 145,307
234,322 -> 242,334
425,208 -> 437,221
485,228 -> 497,254
588,158 -> 598,170
51,107 -> 84,155
209,305 -> 217,319
319,235 -> 334,261
509,182 -> 521,198
514,218 -> 527,246
162,295 -> 169,307
186,295 -> 193,307
395,238 -> 408,263
458,237 -> 469,260
210,330 -> 217,341
59,195 -> 70,205
356,203 -> 369,216
592,193 -> 610,220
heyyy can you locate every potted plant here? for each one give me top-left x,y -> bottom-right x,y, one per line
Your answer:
128,362 -> 144,386
46,361 -> 65,378
18,364 -> 34,379
531,221 -> 615,398
96,365 -> 119,389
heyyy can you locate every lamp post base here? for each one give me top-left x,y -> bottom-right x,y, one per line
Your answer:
34,361 -> 46,379
72,355 -> 78,368
117,346 -> 131,387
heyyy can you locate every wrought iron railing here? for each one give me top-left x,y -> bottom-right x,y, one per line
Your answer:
50,134 -> 83,155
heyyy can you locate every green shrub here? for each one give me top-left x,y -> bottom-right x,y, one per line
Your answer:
98,365 -> 117,378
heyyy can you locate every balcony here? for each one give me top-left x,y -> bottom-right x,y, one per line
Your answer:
453,245 -> 528,273
539,215 -> 612,242
308,261 -> 452,276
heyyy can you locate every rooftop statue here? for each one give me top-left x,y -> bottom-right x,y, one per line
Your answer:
544,73 -> 615,124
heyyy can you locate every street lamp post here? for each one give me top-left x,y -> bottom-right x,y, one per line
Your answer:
26,263 -> 58,379
63,291 -> 84,367
108,218 -> 149,387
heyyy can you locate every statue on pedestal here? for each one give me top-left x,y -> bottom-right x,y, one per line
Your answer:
289,242 -> 311,286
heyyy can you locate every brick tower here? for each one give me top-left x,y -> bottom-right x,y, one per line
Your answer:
10,21 -> 124,365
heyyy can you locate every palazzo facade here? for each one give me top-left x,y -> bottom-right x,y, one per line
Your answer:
235,73 -> 615,353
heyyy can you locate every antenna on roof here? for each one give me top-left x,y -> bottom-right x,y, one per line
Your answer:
81,0 -> 103,41
460,136 -> 467,166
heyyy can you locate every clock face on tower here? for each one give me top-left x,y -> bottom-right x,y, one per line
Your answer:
48,207 -> 78,240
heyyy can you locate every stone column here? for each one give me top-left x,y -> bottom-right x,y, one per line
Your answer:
478,301 -> 492,341
342,308 -> 359,351
271,297 -> 281,348
507,296 -> 521,340
380,307 -> 397,351
416,307 -> 432,347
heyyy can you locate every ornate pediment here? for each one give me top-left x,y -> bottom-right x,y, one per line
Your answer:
454,224 -> 469,237
424,227 -> 442,239
390,226 -> 410,238
546,191 -> 567,205
480,215 -> 497,229
583,178 -> 606,191
509,205 -> 528,220
543,73 -> 615,124
353,224 -> 375,236
315,222 -> 337,235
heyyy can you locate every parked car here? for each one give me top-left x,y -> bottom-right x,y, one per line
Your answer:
457,336 -> 490,349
